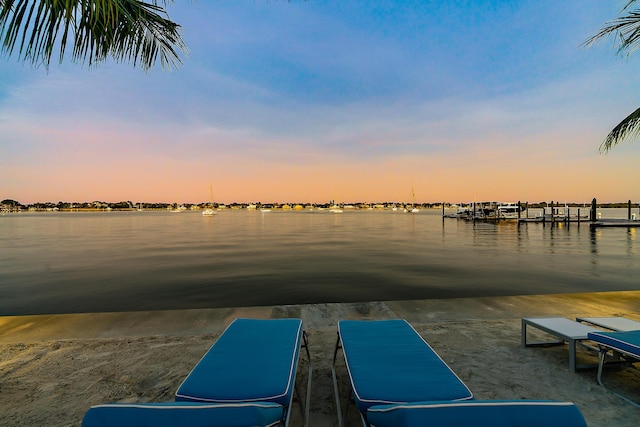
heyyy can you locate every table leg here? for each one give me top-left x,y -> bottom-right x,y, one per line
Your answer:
569,339 -> 576,372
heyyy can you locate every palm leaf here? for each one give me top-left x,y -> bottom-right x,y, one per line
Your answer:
583,0 -> 640,55
584,1 -> 640,150
0,0 -> 187,71
600,107 -> 640,152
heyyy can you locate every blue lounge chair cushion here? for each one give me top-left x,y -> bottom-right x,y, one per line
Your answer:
338,319 -> 473,413
366,400 -> 588,427
588,330 -> 640,358
81,402 -> 284,427
175,318 -> 303,407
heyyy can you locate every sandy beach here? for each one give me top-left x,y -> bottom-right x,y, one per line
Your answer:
1,291 -> 640,426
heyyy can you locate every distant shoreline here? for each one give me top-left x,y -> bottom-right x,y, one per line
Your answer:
2,200 -> 639,214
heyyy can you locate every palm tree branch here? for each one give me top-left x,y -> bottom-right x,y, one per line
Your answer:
0,0 -> 186,71
1,0 -> 30,55
583,1 -> 640,55
600,106 -> 640,152
583,1 -> 640,151
102,1 -> 184,70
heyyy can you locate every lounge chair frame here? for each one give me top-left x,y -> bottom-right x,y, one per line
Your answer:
594,340 -> 640,408
332,333 -> 358,427
295,331 -> 312,426
275,329 -> 312,426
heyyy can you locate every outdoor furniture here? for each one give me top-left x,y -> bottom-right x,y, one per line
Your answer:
81,402 -> 285,427
83,318 -> 312,427
332,319 -> 473,426
522,317 -> 600,371
366,400 -> 588,427
333,319 -> 587,427
576,316 -> 640,331
588,329 -> 640,408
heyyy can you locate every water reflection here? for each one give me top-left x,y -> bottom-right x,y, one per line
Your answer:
1,209 -> 639,315
627,228 -> 637,257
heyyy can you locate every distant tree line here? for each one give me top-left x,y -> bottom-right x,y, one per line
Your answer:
2,199 -> 638,212
1,200 -> 173,211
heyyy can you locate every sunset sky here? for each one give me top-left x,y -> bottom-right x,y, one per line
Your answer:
2,1 -> 640,205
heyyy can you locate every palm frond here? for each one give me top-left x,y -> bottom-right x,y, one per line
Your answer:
0,0 -> 187,71
583,0 -> 640,56
584,1 -> 640,151
600,106 -> 640,152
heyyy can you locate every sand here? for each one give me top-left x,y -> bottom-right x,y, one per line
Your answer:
1,291 -> 640,426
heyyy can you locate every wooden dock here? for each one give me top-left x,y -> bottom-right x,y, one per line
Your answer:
517,215 -> 590,224
443,199 -> 640,228
590,218 -> 640,228
589,199 -> 640,229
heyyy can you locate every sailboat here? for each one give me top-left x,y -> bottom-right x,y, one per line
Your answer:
405,185 -> 419,213
202,183 -> 217,216
329,195 -> 343,213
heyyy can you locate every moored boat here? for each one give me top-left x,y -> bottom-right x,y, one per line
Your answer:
496,203 -> 522,220
202,184 -> 217,216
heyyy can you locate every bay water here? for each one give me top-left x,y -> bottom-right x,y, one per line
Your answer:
1,208 -> 638,315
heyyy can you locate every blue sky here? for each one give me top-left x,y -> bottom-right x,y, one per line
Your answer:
1,1 -> 639,204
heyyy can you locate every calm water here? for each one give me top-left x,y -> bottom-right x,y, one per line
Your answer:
1,208 -> 638,315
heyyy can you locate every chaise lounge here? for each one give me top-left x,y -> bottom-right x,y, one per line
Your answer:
82,402 -> 287,427
366,400 -> 587,427
332,319 -> 587,427
587,329 -> 640,408
82,318 -> 312,427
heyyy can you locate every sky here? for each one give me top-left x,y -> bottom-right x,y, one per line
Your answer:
2,0 -> 640,205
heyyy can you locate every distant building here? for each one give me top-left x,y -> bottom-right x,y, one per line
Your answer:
0,202 -> 21,213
